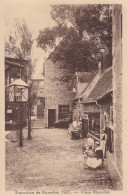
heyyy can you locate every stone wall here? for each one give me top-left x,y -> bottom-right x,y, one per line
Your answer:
112,4 -> 122,178
44,59 -> 75,127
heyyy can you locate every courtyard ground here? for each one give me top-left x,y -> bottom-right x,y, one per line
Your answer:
5,127 -> 122,192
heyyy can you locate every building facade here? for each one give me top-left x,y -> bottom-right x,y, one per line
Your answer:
44,59 -> 75,128
112,4 -> 122,180
95,4 -> 122,186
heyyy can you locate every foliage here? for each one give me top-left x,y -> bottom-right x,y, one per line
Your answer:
36,4 -> 112,72
5,19 -> 37,139
5,19 -> 34,60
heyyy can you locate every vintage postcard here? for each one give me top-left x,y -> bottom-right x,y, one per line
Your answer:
0,0 -> 127,195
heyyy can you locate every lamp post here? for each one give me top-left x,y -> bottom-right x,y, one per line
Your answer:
8,78 -> 29,147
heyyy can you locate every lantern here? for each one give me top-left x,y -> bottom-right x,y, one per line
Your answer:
9,78 -> 29,102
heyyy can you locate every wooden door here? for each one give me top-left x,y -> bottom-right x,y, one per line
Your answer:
48,109 -> 56,128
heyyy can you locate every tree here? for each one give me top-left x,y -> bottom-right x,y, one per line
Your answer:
5,19 -> 36,140
36,4 -> 112,72
5,19 -> 33,60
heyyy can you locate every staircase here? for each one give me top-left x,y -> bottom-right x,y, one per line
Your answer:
31,119 -> 45,129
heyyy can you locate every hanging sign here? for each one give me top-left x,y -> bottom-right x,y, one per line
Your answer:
7,109 -> 12,113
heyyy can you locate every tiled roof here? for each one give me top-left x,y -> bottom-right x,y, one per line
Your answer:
5,57 -> 26,69
71,71 -> 97,100
82,67 -> 112,103
76,70 -> 99,99
9,78 -> 29,87
5,60 -> 25,68
76,72 -> 96,83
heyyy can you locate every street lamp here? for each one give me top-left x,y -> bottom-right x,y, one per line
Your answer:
8,78 -> 29,147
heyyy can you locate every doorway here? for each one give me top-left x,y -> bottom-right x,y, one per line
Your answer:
48,109 -> 56,128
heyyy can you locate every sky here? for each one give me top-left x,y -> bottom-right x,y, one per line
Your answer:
4,0 -> 56,78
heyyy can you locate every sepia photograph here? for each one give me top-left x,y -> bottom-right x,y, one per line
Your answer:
2,0 -> 125,194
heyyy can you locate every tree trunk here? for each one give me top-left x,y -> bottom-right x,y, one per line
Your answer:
19,103 -> 23,147
28,104 -> 32,140
27,82 -> 32,141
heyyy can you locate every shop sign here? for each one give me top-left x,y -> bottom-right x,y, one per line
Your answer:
10,120 -> 13,124
7,109 -> 12,113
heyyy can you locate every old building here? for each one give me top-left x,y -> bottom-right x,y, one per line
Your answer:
90,4 -> 122,186
44,59 -> 75,128
80,67 -> 112,140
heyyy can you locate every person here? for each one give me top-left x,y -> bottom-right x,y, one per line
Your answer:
77,119 -> 83,138
72,120 -> 78,129
82,137 -> 94,156
87,137 -> 94,149
68,119 -> 80,139
68,119 -> 77,134
100,129 -> 107,158
85,142 -> 103,169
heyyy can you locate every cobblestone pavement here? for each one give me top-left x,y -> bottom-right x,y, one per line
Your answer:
5,128 -> 121,192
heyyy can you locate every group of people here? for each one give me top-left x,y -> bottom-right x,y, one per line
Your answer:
82,129 -> 107,169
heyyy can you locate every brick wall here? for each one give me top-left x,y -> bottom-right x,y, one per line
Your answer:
112,5 -> 122,178
44,59 -> 75,127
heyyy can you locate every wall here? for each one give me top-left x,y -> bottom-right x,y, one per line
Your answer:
112,5 -> 122,178
44,59 -> 75,127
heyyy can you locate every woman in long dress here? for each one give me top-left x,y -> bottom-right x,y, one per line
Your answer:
86,142 -> 103,169
100,129 -> 107,158
82,137 -> 94,155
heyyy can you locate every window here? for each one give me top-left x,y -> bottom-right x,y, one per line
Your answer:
58,105 -> 69,119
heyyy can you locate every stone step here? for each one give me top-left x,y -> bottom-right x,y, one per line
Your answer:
32,126 -> 45,129
31,119 -> 45,129
32,123 -> 45,127
32,120 -> 44,124
32,123 -> 45,126
32,122 -> 44,125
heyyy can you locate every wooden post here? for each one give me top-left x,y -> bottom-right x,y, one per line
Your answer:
19,103 -> 23,147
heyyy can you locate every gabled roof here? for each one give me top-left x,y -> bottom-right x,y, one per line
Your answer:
75,70 -> 100,99
72,71 -> 98,100
76,72 -> 96,83
9,78 -> 29,87
81,67 -> 112,103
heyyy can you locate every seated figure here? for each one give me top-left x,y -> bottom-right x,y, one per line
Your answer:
85,142 -> 103,169
82,137 -> 94,155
